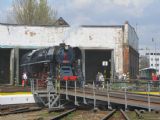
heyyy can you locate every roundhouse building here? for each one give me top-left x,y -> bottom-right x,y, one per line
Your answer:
0,19 -> 139,85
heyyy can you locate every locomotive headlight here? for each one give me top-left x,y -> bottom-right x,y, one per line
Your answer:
65,45 -> 69,50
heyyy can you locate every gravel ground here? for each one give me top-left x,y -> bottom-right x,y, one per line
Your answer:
1,109 -> 160,120
0,109 -> 108,120
65,110 -> 108,120
0,109 -> 54,120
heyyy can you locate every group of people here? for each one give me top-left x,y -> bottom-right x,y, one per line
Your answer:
115,72 -> 129,81
152,73 -> 159,81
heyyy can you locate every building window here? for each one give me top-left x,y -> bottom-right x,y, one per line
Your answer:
155,64 -> 159,67
146,53 -> 149,55
151,53 -> 153,55
151,64 -> 153,66
155,58 -> 159,61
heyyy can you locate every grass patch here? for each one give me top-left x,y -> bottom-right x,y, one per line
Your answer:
40,111 -> 60,117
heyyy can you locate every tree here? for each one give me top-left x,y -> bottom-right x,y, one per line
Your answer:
10,0 -> 57,25
139,55 -> 149,69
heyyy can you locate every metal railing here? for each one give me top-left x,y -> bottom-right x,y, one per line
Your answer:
29,77 -> 160,111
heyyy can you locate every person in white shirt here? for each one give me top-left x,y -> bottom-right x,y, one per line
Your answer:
122,73 -> 126,81
99,72 -> 105,88
22,72 -> 28,86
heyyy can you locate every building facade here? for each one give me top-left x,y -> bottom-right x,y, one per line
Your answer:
0,21 -> 139,84
145,50 -> 160,74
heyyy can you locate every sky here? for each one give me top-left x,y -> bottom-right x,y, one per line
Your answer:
0,0 -> 160,51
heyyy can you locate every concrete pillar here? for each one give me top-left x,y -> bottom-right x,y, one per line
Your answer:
111,50 -> 115,81
14,48 -> 19,85
81,49 -> 85,83
10,48 -> 15,85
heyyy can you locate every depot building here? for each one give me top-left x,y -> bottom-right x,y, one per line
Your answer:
0,18 -> 139,84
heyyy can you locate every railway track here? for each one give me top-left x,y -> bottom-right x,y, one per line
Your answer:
50,108 -> 111,120
0,104 -> 159,120
135,109 -> 143,119
101,109 -> 116,120
50,108 -> 76,120
0,104 -> 42,116
126,109 -> 160,120
101,109 -> 130,120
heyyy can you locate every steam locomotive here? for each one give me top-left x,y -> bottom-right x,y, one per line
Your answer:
20,43 -> 83,86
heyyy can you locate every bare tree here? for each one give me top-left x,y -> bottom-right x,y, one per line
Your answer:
10,0 -> 57,25
139,55 -> 149,69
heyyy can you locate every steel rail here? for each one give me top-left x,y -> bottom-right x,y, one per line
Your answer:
51,108 -> 76,120
120,109 -> 130,120
101,109 -> 116,120
135,109 -> 143,119
0,107 -> 42,116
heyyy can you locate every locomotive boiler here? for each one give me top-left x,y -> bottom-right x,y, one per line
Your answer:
20,43 -> 83,86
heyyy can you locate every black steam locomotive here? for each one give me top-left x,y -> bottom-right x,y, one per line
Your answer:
20,43 -> 83,86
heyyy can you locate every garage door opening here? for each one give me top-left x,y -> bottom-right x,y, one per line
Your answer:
85,50 -> 111,83
0,49 -> 11,84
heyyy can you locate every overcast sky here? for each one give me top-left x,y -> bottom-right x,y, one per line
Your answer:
0,0 -> 160,50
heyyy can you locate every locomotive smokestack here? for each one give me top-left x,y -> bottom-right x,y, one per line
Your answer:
60,43 -> 66,47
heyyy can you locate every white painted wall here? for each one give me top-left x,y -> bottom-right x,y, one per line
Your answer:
145,50 -> 160,74
0,25 -> 122,48
124,23 -> 139,51
0,23 -> 138,76
0,94 -> 35,105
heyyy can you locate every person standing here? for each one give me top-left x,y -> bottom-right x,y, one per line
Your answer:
99,72 -> 105,89
96,72 -> 100,88
22,72 -> 28,86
